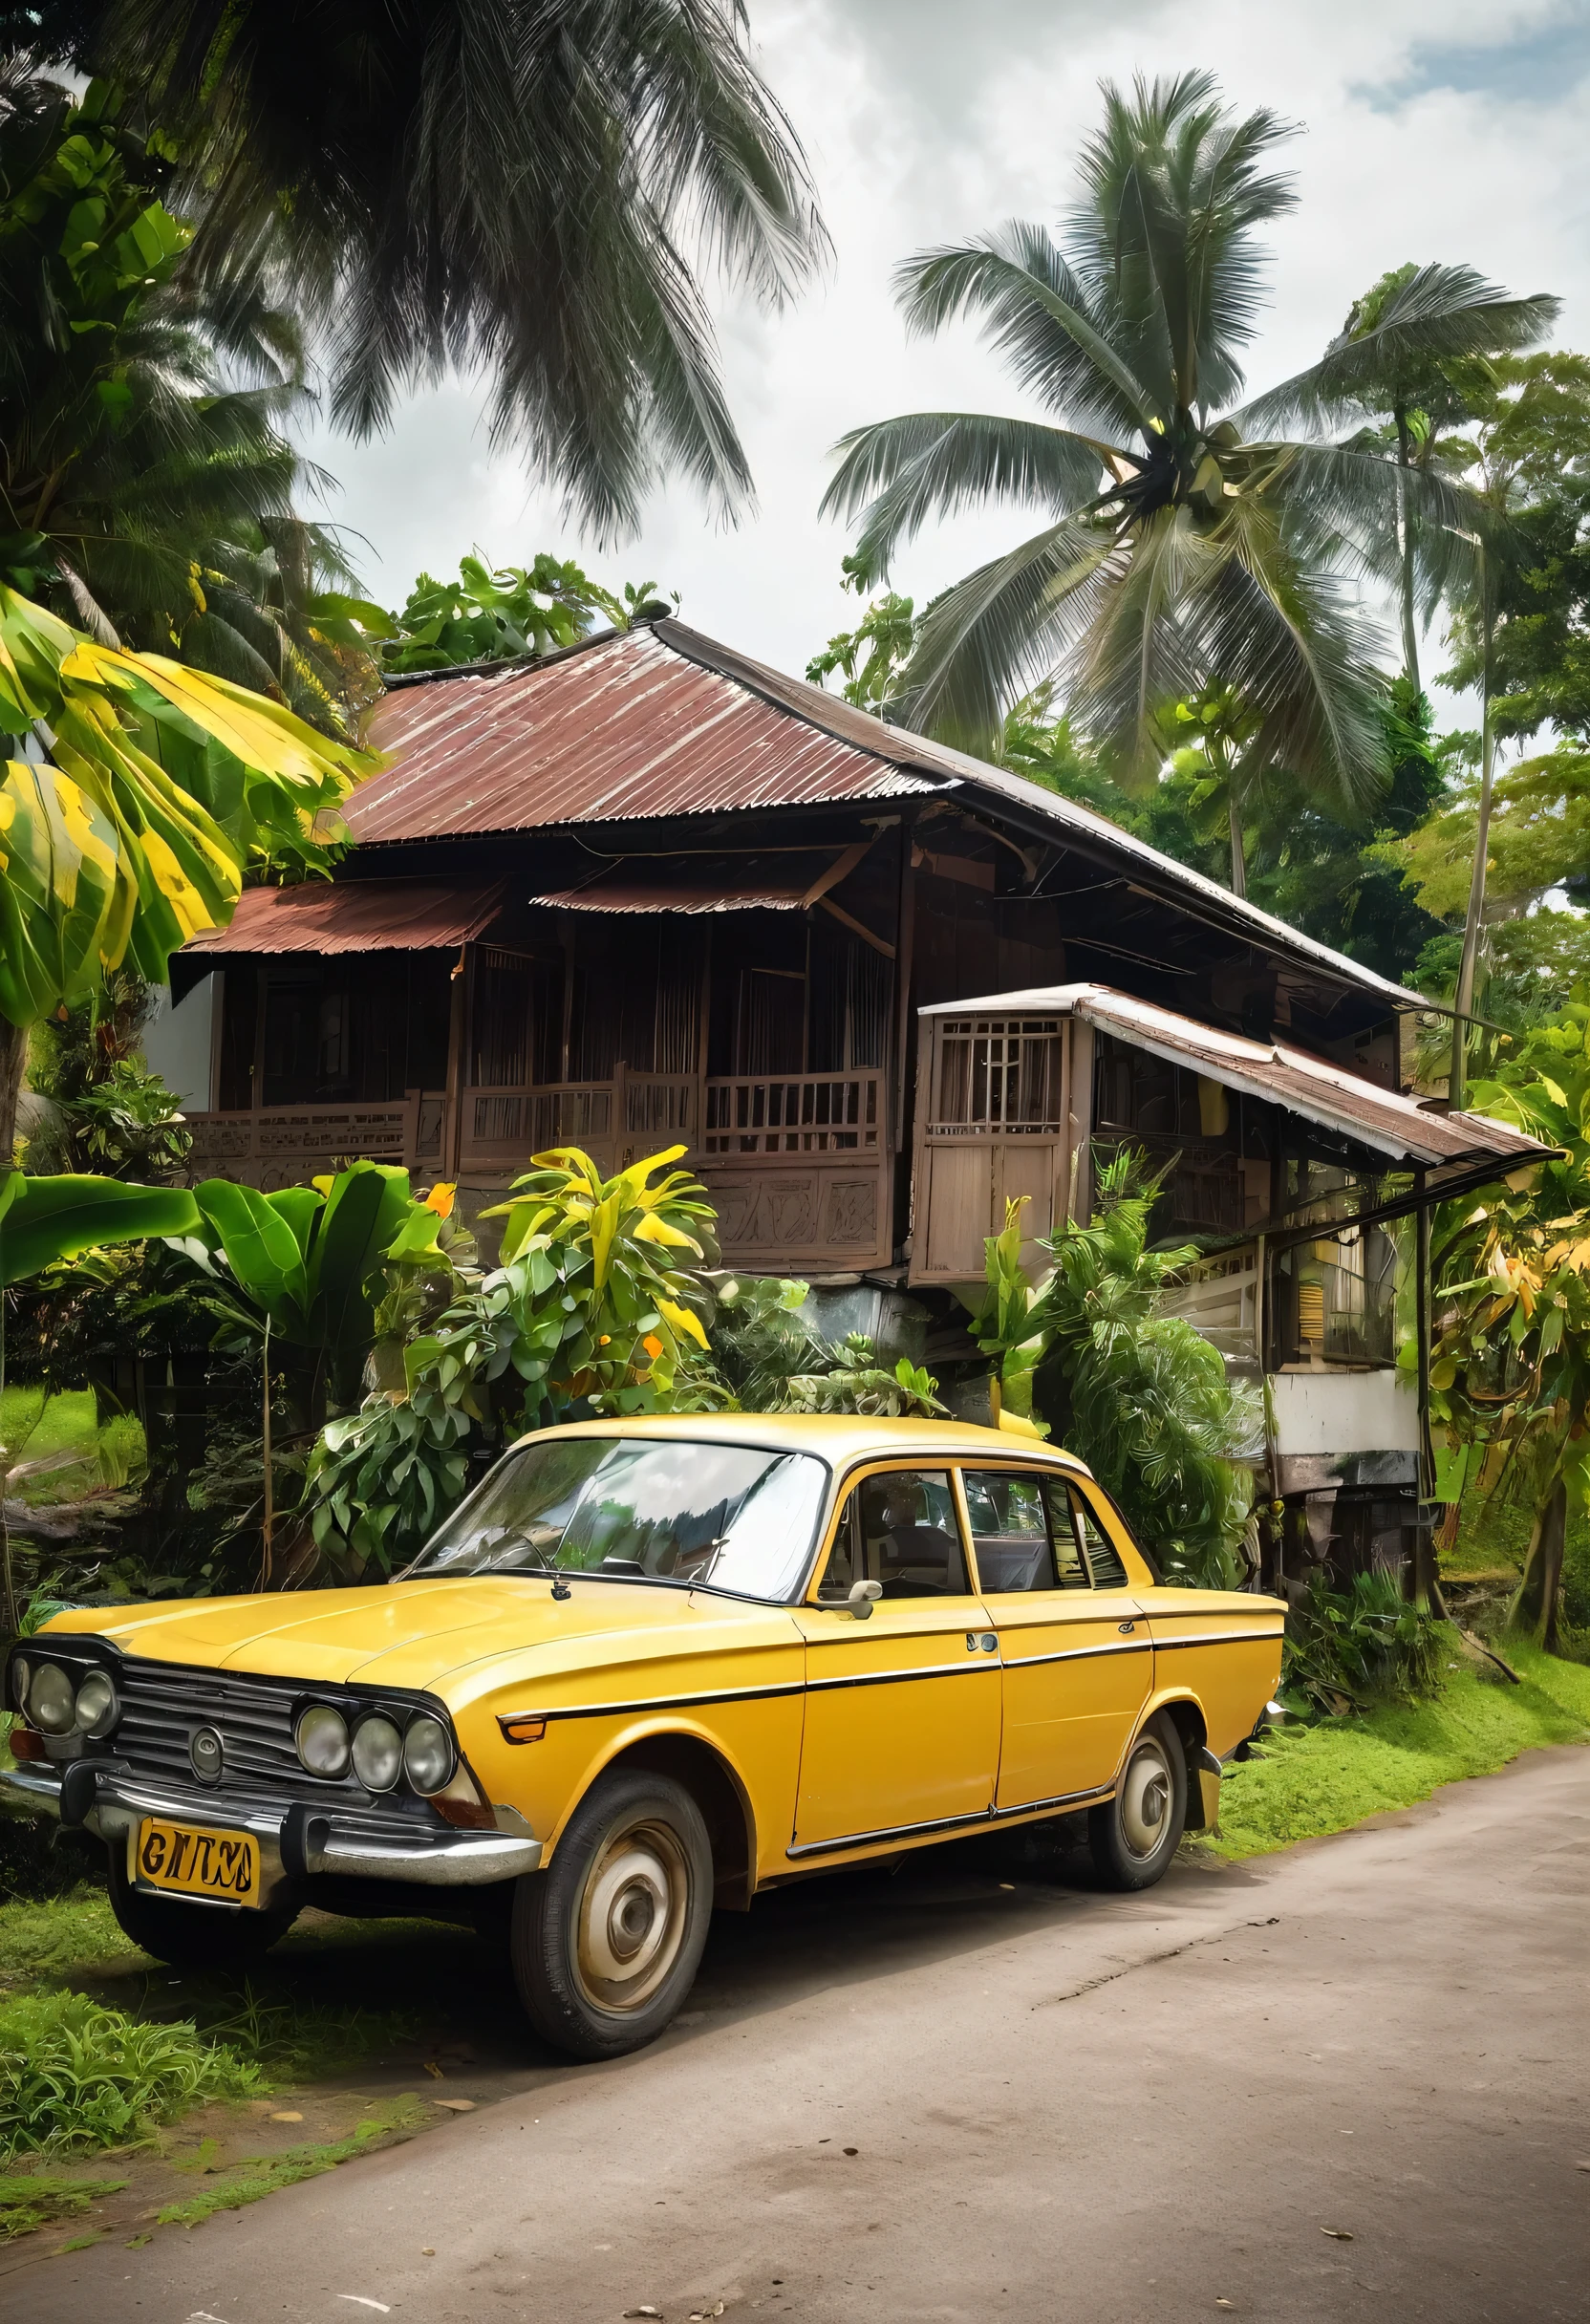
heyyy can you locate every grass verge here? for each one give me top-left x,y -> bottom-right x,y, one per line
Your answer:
0,2171 -> 129,2241
1210,1640 -> 1590,1861
151,2097 -> 431,2229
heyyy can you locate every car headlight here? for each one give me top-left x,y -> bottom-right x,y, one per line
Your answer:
27,1662 -> 75,1735
296,1703 -> 351,1778
351,1714 -> 402,1793
73,1669 -> 118,1737
402,1714 -> 454,1796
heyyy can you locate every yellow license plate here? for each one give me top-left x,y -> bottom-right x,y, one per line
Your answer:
135,1818 -> 261,1908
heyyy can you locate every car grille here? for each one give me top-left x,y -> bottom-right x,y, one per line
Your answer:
62,1646 -> 444,1828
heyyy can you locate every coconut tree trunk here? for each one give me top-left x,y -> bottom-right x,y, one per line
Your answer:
1395,412 -> 1420,692
1227,786 -> 1247,898
1450,551 -> 1494,1111
1509,1473 -> 1566,1650
0,1018 -> 27,1166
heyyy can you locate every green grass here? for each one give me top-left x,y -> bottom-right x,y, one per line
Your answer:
0,1890 -> 139,1990
151,2097 -> 431,2229
0,1990 -> 263,2158
0,2171 -> 129,2241
1211,1642 -> 1590,1860
0,1388 -> 143,1499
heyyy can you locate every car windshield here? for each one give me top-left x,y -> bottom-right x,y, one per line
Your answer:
405,1436 -> 828,1603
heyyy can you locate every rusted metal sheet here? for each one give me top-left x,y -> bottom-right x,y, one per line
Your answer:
539,848 -> 852,914
355,625 -> 937,843
184,879 -> 506,955
918,981 -> 1552,1171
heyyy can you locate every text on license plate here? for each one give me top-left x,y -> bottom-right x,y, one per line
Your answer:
135,1818 -> 261,1907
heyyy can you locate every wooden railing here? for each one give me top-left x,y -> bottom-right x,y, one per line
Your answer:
461,1068 -> 697,1174
702,1072 -> 883,1157
185,1095 -> 440,1190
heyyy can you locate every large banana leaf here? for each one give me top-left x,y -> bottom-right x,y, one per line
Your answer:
0,587 -> 375,1029
0,1170 -> 200,1284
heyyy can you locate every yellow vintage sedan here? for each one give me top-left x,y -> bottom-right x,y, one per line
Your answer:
4,1416 -> 1283,2058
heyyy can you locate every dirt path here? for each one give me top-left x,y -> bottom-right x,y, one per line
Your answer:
4,1746 -> 1587,2323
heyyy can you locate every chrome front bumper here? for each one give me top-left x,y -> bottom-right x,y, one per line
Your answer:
1,1761 -> 542,1899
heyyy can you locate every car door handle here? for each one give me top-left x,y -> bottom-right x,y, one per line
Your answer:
965,1632 -> 999,1654
1118,1620 -> 1136,1634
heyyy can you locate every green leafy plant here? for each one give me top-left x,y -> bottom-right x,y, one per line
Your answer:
0,1990 -> 261,2158
306,1146 -> 717,1576
707,1275 -> 828,1408
1028,1151 -> 1259,1582
782,1335 -> 946,1418
966,1197 -> 1049,1434
380,551 -> 671,673
1280,1570 -> 1448,1718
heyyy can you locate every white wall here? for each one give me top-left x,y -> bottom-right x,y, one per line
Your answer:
140,977 -> 219,1113
1270,1369 -> 1420,1456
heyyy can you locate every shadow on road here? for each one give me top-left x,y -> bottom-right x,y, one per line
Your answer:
68,1818 -> 1270,2099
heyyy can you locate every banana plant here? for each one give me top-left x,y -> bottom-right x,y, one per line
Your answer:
0,585 -> 374,1151
176,1162 -> 435,1424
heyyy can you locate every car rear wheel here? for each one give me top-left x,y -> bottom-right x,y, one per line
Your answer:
1089,1714 -> 1186,1891
510,1769 -> 713,2060
107,1846 -> 298,1969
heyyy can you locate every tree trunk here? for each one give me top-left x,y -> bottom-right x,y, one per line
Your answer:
1509,1475 -> 1566,1650
1450,554 -> 1494,1111
1228,786 -> 1247,899
1395,414 -> 1420,691
0,1016 -> 27,1166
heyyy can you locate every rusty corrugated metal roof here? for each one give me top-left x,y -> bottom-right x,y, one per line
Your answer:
920,982 -> 1552,1172
355,625 -> 939,843
185,880 -> 506,955
349,620 -> 1432,1016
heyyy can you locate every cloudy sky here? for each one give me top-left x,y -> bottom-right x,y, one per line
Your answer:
299,0 -> 1590,695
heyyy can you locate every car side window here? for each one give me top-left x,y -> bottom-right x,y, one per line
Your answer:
1036,1478 -> 1092,1587
961,1471 -> 1059,1593
1068,1484 -> 1130,1589
817,1469 -> 969,1601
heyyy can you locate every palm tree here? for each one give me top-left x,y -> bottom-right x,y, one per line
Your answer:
20,0 -> 825,539
1249,262 -> 1558,690
820,74 -> 1489,881
0,69 -> 383,736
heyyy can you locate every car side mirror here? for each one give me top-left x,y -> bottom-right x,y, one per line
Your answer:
848,1580 -> 883,1621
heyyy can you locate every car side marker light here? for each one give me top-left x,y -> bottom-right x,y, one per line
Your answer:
500,1714 -> 548,1743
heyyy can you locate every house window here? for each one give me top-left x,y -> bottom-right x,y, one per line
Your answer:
931,1017 -> 1064,1132
1272,1211 -> 1412,1369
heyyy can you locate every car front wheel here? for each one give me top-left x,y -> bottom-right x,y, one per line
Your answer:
1089,1714 -> 1186,1890
510,1769 -> 714,2060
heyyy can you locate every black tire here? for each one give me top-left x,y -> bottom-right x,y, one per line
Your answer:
1089,1713 -> 1187,1891
107,1845 -> 297,1970
510,1769 -> 713,2061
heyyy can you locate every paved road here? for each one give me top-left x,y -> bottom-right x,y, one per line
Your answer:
6,1748 -> 1588,2324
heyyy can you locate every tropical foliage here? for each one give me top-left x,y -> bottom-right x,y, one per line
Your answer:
379,553 -> 672,676
821,71 -> 1445,865
0,585 -> 371,1144
1279,1568 -> 1446,1718
1023,1151 -> 1260,1584
306,1147 -> 719,1576
1427,1002 -> 1590,1649
25,0 -> 825,537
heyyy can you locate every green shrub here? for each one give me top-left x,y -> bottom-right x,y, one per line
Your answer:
1281,1570 -> 1446,1716
0,1990 -> 262,2157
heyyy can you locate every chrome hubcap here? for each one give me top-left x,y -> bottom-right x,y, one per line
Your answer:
1120,1736 -> 1173,1859
575,1818 -> 691,2013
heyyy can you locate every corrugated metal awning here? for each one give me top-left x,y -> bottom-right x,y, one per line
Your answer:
183,880 -> 506,956
919,981 -> 1553,1173
537,845 -> 867,915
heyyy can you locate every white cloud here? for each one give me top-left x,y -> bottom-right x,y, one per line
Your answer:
296,0 -> 1590,697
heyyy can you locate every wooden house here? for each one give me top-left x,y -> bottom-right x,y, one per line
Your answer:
157,616 -> 1547,1589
